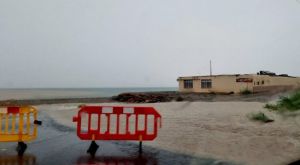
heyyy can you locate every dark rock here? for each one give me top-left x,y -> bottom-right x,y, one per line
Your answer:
114,93 -> 171,103
176,96 -> 184,102
264,119 -> 274,123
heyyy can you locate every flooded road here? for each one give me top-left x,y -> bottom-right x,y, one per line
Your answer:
0,112 -> 235,165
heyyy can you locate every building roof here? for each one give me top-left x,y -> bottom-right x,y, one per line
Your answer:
177,73 -> 298,81
177,74 -> 254,80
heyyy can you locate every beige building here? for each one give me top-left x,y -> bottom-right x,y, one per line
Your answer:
177,72 -> 300,94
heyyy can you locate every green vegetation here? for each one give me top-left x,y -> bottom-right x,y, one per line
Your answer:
264,103 -> 278,111
248,112 -> 274,123
264,91 -> 300,112
240,89 -> 252,95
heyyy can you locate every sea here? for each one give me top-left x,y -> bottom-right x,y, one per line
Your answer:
0,87 -> 177,100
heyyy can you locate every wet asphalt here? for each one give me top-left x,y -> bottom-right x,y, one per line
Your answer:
0,111 -> 237,165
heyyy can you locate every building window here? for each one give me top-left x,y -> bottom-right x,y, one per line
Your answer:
183,80 -> 193,89
262,80 -> 264,85
257,82 -> 259,85
201,79 -> 212,88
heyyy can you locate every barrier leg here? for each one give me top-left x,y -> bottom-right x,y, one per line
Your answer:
139,141 -> 143,154
16,141 -> 27,156
87,141 -> 99,157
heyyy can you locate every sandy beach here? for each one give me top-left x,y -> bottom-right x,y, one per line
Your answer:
40,101 -> 300,165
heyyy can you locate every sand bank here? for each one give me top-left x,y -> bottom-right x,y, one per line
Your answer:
40,102 -> 300,165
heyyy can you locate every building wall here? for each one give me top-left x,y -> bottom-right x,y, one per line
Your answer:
178,75 -> 254,94
252,76 -> 300,93
178,74 -> 300,94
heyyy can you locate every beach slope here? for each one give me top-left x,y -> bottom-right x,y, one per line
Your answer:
41,101 -> 300,165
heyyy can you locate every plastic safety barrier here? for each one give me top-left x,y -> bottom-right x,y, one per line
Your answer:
73,105 -> 162,156
0,106 -> 42,155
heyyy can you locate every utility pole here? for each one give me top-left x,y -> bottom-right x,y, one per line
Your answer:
210,60 -> 212,76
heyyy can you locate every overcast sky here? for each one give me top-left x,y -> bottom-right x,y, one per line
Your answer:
0,0 -> 299,88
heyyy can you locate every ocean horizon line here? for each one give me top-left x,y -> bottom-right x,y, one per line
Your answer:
0,87 -> 177,100
0,87 -> 177,90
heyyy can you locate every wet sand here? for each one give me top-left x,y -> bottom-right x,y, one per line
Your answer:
41,101 -> 300,165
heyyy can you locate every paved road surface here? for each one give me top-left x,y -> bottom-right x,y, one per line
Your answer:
0,111 -> 235,165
